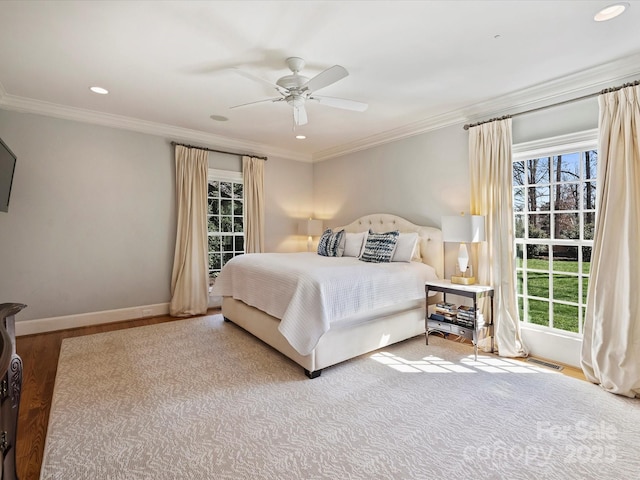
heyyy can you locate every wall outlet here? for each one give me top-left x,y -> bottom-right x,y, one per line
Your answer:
141,308 -> 153,317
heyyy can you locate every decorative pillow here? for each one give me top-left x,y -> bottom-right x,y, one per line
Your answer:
359,230 -> 400,263
317,228 -> 346,257
317,229 -> 332,256
392,232 -> 419,262
343,232 -> 367,257
335,230 -> 347,257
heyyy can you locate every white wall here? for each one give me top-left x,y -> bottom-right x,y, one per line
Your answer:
0,111 -> 176,323
0,110 -> 312,327
314,125 -> 470,225
265,156 -> 315,253
313,125 -> 470,279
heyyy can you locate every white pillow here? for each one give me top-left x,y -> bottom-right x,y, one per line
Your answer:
392,232 -> 419,262
343,232 -> 367,257
412,238 -> 422,262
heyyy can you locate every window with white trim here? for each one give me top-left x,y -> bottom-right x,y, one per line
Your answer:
207,169 -> 244,279
513,131 -> 597,334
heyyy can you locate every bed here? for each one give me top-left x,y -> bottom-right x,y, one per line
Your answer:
214,213 -> 444,378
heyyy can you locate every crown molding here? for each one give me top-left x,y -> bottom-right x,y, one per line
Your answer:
2,53 -> 638,164
0,93 -> 312,163
461,51 -> 640,121
313,111 -> 464,162
312,109 -> 464,162
313,52 -> 640,162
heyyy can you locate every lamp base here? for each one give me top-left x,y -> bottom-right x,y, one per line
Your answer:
451,275 -> 476,285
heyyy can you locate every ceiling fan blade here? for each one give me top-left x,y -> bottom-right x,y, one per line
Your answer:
311,95 -> 368,112
302,65 -> 348,93
230,68 -> 288,95
293,105 -> 308,126
230,97 -> 283,109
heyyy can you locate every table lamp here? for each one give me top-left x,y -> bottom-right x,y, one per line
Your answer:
441,214 -> 485,285
298,218 -> 323,252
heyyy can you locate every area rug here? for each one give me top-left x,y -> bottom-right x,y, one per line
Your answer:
40,315 -> 640,479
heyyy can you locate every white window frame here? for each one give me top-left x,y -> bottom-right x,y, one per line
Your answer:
207,169 -> 244,279
512,129 -> 598,337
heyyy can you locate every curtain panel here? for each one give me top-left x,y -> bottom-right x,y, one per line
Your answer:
581,85 -> 640,397
243,156 -> 265,253
169,145 -> 209,317
469,118 -> 527,357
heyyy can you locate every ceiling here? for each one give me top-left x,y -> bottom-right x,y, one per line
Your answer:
1,1 -> 639,162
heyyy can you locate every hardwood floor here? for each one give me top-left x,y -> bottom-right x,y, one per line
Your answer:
15,312 -> 209,480
16,312 -> 584,479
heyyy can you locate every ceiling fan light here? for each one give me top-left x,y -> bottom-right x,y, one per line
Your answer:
286,95 -> 305,108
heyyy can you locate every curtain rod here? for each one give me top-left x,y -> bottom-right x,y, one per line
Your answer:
463,79 -> 640,130
170,141 -> 268,161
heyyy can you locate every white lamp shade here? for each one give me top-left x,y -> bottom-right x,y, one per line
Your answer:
441,215 -> 485,243
298,219 -> 323,236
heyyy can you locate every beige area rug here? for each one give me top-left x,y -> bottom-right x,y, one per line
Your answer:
41,315 -> 640,480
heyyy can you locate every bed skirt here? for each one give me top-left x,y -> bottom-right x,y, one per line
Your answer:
222,296 -> 432,377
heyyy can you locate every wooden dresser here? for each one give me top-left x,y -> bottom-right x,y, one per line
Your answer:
0,303 -> 25,480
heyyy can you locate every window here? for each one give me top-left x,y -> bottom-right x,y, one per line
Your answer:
512,131 -> 597,334
207,169 -> 244,279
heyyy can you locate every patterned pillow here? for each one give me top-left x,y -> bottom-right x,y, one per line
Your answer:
317,229 -> 332,256
359,230 -> 400,263
317,229 -> 346,257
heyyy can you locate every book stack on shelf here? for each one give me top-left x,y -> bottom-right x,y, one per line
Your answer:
457,305 -> 484,328
431,302 -> 458,323
456,305 -> 475,328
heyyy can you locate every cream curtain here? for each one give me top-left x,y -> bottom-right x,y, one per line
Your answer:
243,156 -> 265,253
169,145 -> 209,317
469,118 -> 527,357
581,84 -> 640,398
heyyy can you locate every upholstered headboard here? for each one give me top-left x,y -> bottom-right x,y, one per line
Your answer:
336,213 -> 444,279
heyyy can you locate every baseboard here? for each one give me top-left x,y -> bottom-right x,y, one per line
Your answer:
520,324 -> 582,368
15,303 -> 171,336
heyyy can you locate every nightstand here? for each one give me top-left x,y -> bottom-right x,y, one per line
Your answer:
425,279 -> 494,360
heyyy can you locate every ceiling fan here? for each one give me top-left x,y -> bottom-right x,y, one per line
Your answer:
230,57 -> 368,127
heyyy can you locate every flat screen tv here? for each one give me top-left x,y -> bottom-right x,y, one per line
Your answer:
0,137 -> 17,213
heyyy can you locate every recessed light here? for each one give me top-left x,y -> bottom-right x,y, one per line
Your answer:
210,115 -> 229,122
296,135 -> 306,140
89,86 -> 109,95
594,2 -> 629,21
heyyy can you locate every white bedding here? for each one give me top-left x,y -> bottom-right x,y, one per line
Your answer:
212,252 -> 438,355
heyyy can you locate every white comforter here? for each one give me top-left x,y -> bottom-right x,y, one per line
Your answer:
212,252 -> 438,356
